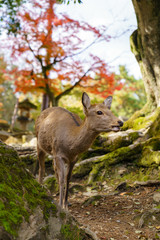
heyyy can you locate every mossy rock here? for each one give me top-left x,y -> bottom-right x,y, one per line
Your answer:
78,136 -> 108,161
73,127 -> 160,186
148,112 -> 160,137
139,149 -> 160,167
60,222 -> 90,240
102,130 -> 141,153
0,141 -> 97,240
74,130 -> 141,181
44,175 -> 58,194
73,160 -> 93,179
20,154 -> 37,172
0,140 -> 57,238
74,143 -> 143,185
118,166 -> 160,184
143,137 -> 160,151
122,107 -> 160,132
136,137 -> 160,167
82,195 -> 102,207
87,140 -> 160,184
69,184 -> 85,194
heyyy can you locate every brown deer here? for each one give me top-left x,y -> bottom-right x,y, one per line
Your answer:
35,92 -> 123,209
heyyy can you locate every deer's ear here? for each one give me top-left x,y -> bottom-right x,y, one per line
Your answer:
103,96 -> 112,109
82,92 -> 91,114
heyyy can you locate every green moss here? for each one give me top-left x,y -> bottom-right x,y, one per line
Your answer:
130,30 -> 143,63
0,142 -> 57,237
102,144 -> 142,166
59,212 -> 66,221
20,154 -> 37,165
105,136 -> 125,152
139,149 -> 160,167
134,117 -> 151,130
87,162 -> 104,184
123,107 -> 160,131
60,223 -> 84,240
123,116 -> 150,131
129,131 -> 140,142
135,137 -> 160,167
143,137 -> 160,151
148,113 -> 160,137
120,167 -> 154,183
44,175 -> 58,194
104,133 -> 140,153
85,144 -> 143,185
0,184 -> 29,236
73,161 -> 93,179
102,164 -> 159,188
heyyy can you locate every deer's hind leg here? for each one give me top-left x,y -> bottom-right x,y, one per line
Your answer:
54,156 -> 66,208
64,162 -> 75,210
37,146 -> 46,184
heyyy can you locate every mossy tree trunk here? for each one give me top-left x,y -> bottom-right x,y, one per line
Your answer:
131,0 -> 160,111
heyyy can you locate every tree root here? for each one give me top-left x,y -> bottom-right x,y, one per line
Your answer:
134,180 -> 160,187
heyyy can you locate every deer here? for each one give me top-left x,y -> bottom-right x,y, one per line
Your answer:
35,92 -> 123,209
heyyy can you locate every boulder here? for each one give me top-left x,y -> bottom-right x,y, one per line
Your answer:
0,140 -> 97,240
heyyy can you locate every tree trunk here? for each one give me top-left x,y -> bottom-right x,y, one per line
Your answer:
41,93 -> 60,111
131,0 -> 160,110
41,93 -> 50,111
10,98 -> 19,131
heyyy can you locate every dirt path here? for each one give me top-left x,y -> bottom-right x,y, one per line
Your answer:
68,185 -> 160,240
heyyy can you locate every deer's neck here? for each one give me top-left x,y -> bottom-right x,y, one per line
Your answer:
71,119 -> 98,154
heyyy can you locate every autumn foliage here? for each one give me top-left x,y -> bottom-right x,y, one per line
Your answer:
4,0 -> 123,109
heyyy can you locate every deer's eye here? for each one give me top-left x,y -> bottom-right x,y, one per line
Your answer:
97,110 -> 103,115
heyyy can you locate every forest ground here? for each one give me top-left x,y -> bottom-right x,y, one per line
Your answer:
5,134 -> 160,240
55,181 -> 160,240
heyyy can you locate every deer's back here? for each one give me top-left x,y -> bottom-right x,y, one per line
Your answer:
36,107 -> 83,154
36,107 -> 82,132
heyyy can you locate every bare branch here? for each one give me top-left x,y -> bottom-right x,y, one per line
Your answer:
54,29 -> 109,64
55,67 -> 91,101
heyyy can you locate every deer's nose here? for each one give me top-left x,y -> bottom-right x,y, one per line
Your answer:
118,120 -> 123,127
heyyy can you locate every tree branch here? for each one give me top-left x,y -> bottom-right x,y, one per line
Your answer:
53,29 -> 109,64
55,68 -> 91,101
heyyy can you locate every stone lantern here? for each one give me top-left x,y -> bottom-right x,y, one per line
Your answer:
17,98 -> 37,131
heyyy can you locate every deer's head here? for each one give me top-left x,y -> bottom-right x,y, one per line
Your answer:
82,92 -> 123,133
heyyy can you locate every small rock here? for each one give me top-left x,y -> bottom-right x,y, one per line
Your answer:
129,222 -> 135,226
116,220 -> 121,223
5,135 -> 21,145
135,230 -> 142,234
152,216 -> 156,221
153,192 -> 160,203
134,201 -> 141,205
117,167 -> 128,176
